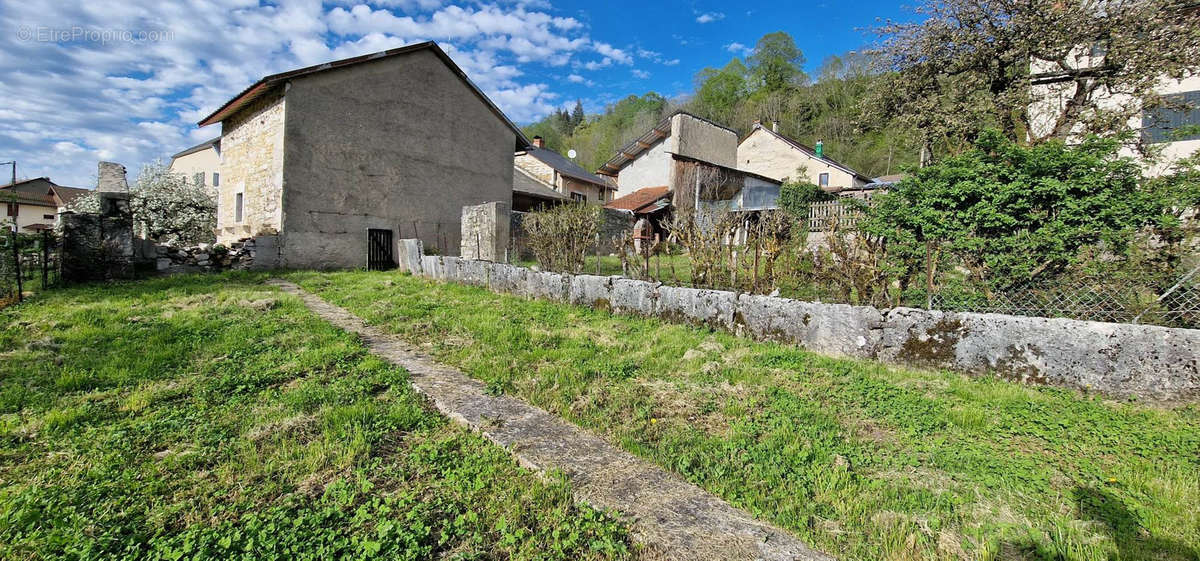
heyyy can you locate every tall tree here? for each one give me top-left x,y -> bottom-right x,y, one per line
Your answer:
570,100 -> 585,130
694,58 -> 748,123
871,0 -> 1200,156
747,31 -> 808,92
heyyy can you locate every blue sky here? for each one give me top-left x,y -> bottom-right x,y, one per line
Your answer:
0,0 -> 916,187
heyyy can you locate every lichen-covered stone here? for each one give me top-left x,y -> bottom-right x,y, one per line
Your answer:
568,275 -> 613,309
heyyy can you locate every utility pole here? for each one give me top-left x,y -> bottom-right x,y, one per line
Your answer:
0,161 -> 14,186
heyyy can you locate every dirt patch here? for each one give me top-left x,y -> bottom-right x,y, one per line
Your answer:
246,413 -> 318,443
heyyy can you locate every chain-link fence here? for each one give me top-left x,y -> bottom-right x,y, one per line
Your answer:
927,266 -> 1200,328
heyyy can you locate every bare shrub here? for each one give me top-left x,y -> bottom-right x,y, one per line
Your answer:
523,204 -> 601,273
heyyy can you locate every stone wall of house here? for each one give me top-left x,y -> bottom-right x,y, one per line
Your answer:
399,245 -> 1200,402
737,128 -> 863,189
515,153 -> 556,186
672,113 -> 737,168
216,91 -> 286,244
277,48 -> 516,268
615,137 -> 674,199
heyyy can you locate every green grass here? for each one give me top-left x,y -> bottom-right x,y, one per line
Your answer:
288,270 -> 1200,561
0,273 -> 634,560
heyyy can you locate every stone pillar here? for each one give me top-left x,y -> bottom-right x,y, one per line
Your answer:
97,162 -> 129,193
460,201 -> 510,262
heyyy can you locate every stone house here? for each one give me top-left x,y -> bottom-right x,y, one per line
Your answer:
168,137 -> 221,195
514,138 -> 614,204
597,111 -> 782,215
1,178 -> 89,232
736,122 -> 871,192
197,41 -> 528,268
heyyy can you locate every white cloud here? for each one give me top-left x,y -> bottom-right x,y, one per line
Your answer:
695,12 -> 724,24
632,69 -> 650,79
590,41 -> 631,65
566,74 -> 594,86
725,42 -> 754,56
0,0 -> 619,187
662,58 -> 680,66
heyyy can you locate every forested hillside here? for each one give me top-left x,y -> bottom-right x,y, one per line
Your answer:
522,31 -> 919,178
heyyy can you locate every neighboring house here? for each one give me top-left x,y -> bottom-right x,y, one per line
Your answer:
512,166 -> 568,212
1029,47 -> 1200,177
198,41 -> 528,268
604,185 -> 672,238
736,121 -> 871,192
168,137 -> 221,194
515,138 -> 615,204
1,177 -> 90,232
596,111 -> 781,214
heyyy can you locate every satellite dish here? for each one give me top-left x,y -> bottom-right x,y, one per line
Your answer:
567,149 -> 577,159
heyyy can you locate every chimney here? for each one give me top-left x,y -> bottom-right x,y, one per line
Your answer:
771,121 -> 779,133
532,136 -> 545,149
97,161 -> 129,193
815,140 -> 824,159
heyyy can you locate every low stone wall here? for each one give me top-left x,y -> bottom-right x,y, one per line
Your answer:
152,236 -> 279,274
397,243 -> 1200,401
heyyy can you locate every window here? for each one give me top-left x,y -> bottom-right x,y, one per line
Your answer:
1143,91 -> 1200,144
5,203 -> 15,217
194,172 -> 205,186
235,193 -> 244,223
819,173 -> 830,187
212,172 -> 220,187
570,192 -> 586,203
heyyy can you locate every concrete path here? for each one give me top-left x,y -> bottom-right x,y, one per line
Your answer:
269,279 -> 833,561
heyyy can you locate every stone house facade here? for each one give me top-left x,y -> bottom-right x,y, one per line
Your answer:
736,123 -> 871,192
198,42 -> 528,268
514,138 -> 614,204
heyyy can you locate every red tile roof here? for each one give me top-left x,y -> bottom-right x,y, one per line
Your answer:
605,186 -> 670,213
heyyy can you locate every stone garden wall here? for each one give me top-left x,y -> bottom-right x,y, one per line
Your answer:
397,239 -> 1200,402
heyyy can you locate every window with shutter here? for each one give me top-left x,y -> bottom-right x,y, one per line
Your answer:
1143,91 -> 1200,144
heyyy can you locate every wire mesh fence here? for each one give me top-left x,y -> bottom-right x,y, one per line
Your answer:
1,229 -> 62,306
928,267 -> 1200,328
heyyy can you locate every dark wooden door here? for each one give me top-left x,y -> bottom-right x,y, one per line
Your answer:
367,229 -> 396,271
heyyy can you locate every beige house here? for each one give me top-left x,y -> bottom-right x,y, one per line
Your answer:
737,122 -> 871,192
197,41 -> 527,268
515,137 -> 614,205
1,178 -> 90,232
1029,47 -> 1200,177
168,137 -> 221,194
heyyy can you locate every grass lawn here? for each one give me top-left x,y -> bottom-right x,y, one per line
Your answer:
0,273 -> 634,560
289,270 -> 1200,561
